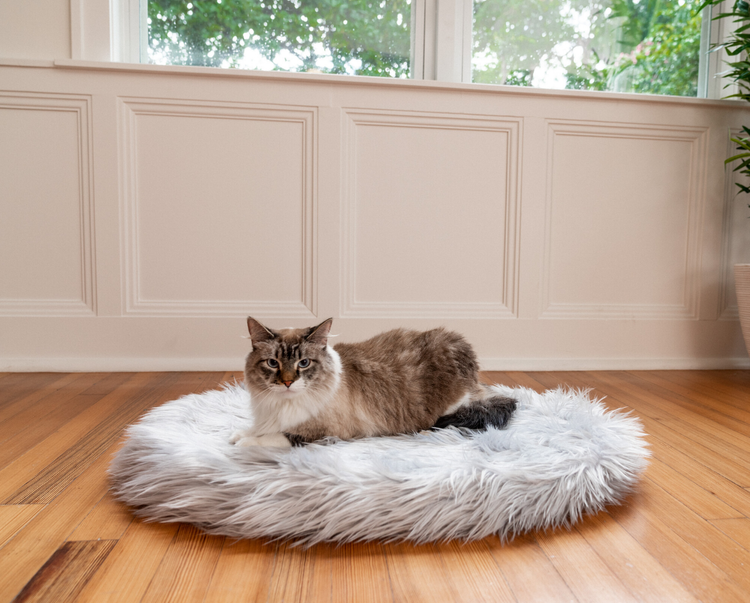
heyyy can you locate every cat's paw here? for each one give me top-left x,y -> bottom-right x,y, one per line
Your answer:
234,435 -> 263,447
229,429 -> 253,445
231,431 -> 292,448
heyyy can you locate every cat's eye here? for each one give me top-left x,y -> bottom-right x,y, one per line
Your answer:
266,358 -> 279,369
298,358 -> 311,369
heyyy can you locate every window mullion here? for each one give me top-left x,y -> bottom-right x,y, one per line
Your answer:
435,0 -> 472,83
704,0 -> 739,100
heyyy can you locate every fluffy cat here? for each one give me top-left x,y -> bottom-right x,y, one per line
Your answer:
229,317 -> 517,448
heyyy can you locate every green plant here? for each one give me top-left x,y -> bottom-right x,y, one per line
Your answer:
148,0 -> 411,77
699,0 -> 750,199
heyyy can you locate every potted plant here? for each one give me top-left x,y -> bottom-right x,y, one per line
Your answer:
701,0 -> 750,353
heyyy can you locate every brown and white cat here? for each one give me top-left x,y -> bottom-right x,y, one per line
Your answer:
229,317 -> 516,448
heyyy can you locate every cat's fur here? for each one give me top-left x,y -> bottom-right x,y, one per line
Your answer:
229,317 -> 517,448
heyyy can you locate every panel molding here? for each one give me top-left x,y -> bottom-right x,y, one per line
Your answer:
2,354 -> 748,372
541,119 -> 708,320
118,97 -> 318,318
0,92 -> 96,316
340,109 -> 522,319
719,127 -> 746,321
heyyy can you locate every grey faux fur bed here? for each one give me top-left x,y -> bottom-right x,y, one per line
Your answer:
109,383 -> 649,544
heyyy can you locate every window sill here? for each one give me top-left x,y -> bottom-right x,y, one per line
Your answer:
0,57 -> 744,108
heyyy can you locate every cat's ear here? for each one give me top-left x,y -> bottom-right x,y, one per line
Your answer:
306,318 -> 333,347
247,317 -> 276,347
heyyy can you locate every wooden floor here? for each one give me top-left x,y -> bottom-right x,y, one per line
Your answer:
0,371 -> 749,602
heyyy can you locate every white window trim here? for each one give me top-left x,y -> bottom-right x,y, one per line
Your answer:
80,0 -> 729,96
71,0 -> 145,63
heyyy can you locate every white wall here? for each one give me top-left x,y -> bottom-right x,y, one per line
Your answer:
0,0 -> 71,60
1,60 -> 748,371
1,3 -> 749,371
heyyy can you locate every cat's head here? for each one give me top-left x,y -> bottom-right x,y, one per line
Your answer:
244,317 -> 339,400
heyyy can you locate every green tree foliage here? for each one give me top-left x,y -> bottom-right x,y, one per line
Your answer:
473,0 -> 701,96
608,0 -> 664,49
608,0 -> 702,96
699,0 -> 750,204
472,0 -> 614,86
148,0 -> 411,77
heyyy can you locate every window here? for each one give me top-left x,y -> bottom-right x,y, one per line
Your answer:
472,0 -> 706,97
147,0 -> 412,77
131,0 -> 718,96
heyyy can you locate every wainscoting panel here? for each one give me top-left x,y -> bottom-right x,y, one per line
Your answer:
0,92 -> 95,316
0,62 -> 748,369
341,110 -> 521,318
542,121 -> 707,320
719,128 -> 750,320
119,99 -> 317,318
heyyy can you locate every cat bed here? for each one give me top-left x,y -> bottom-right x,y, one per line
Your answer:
109,383 -> 649,545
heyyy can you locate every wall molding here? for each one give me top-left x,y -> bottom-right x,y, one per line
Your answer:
541,119 -> 709,320
3,355 -> 748,372
118,97 -> 318,318
0,92 -> 96,317
340,109 -> 522,319
718,126 -> 747,321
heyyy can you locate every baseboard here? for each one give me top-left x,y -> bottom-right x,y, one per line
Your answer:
479,357 -> 750,371
2,356 -> 749,372
0,357 -> 245,372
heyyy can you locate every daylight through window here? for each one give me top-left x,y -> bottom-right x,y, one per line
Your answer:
147,0 -> 708,96
472,0 -> 704,96
147,0 -> 412,77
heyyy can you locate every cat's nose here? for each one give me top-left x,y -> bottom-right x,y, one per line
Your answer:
283,380 -> 293,388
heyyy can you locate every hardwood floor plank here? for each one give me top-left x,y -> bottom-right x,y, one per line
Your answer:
0,505 -> 42,549
536,527 -> 636,603
630,371 -> 750,422
580,372 -> 750,487
2,370 -> 749,603
528,372 -> 618,406
140,524 -> 225,603
622,371 -> 750,437
609,499 -> 750,603
593,372 -> 750,457
0,374 -> 105,441
656,371 -> 750,407
75,520 -> 180,603
641,436 -> 750,517
636,478 -> 750,593
645,457 -> 743,520
0,439 -> 120,602
642,414 -> 750,487
384,542 -> 457,603
709,518 -> 750,552
300,543 -> 335,602
501,372 -> 548,393
329,542 -> 393,603
13,540 -> 116,603
0,372 -> 164,504
203,539 -> 277,603
0,374 -> 68,409
0,373 -> 87,425
67,492 -> 133,541
264,542 -> 304,602
1,372 -> 212,505
480,372 -> 524,389
266,541 -> 333,603
0,374 -> 132,471
576,513 -> 699,603
436,540 -> 516,603
484,534 -> 575,603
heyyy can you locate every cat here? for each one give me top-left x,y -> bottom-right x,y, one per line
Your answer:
229,317 -> 517,448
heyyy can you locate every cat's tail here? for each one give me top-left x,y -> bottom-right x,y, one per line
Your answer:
433,385 -> 516,431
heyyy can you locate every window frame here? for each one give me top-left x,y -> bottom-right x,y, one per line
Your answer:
77,0 -> 730,98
